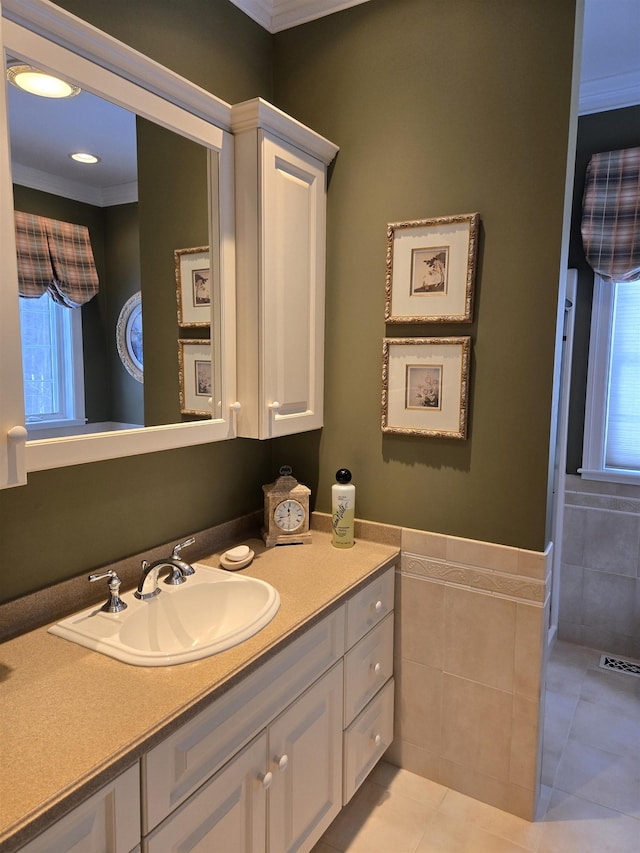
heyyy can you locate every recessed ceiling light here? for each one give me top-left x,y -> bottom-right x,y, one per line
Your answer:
6,64 -> 81,98
70,152 -> 101,164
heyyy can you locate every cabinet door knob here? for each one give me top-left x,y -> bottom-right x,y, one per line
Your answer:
269,401 -> 281,411
373,734 -> 382,748
275,754 -> 289,772
374,600 -> 383,613
259,770 -> 273,789
8,425 -> 28,443
371,662 -> 381,675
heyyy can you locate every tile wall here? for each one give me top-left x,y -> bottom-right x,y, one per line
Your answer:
559,474 -> 640,658
385,527 -> 551,821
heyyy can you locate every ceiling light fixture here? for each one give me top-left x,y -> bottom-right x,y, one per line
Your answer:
70,152 -> 101,164
6,63 -> 81,98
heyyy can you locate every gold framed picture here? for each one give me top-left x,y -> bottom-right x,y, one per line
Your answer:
175,246 -> 211,327
381,337 -> 471,438
385,213 -> 479,323
178,339 -> 212,416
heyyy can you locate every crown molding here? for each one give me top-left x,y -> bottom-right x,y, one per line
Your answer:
12,162 -> 138,207
228,0 -> 371,32
579,68 -> 640,115
231,97 -> 339,164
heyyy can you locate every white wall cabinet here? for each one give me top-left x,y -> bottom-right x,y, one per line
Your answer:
232,98 -> 339,439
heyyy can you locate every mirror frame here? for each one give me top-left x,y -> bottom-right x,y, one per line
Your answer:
0,0 -> 237,485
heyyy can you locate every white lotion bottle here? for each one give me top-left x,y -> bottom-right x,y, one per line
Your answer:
332,468 -> 355,548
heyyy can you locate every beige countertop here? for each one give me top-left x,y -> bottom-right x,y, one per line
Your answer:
0,528 -> 399,852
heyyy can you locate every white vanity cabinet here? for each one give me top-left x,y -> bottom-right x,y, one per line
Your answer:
141,566 -> 395,853
231,98 -> 339,440
19,764 -> 140,853
144,664 -> 343,853
141,607 -> 346,853
16,566 -> 395,853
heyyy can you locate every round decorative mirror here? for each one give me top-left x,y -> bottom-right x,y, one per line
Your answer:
116,291 -> 143,383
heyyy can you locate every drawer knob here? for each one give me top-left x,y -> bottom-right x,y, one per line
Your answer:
259,771 -> 273,789
374,600 -> 383,613
275,754 -> 289,772
371,662 -> 381,675
373,733 -> 382,747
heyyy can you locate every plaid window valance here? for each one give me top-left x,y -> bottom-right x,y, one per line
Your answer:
14,211 -> 99,307
581,147 -> 640,284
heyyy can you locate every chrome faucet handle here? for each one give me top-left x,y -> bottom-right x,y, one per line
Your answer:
171,537 -> 196,575
172,537 -> 195,556
88,569 -> 128,613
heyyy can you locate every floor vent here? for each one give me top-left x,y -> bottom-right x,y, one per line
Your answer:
599,655 -> 640,678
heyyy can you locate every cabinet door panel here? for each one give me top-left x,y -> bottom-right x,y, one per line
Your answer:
144,734 -> 266,853
268,663 -> 343,853
21,764 -> 140,853
260,132 -> 326,438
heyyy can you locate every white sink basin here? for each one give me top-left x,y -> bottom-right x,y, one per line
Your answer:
49,563 -> 280,666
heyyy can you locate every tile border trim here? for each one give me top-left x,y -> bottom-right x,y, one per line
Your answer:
401,553 -> 546,604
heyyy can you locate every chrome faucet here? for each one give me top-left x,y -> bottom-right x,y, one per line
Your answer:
134,537 -> 196,600
89,569 -> 127,613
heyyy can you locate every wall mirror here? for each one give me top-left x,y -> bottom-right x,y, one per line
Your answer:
0,0 -> 236,486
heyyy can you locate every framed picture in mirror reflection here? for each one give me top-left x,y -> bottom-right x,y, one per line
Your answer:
175,246 -> 211,327
178,339 -> 212,417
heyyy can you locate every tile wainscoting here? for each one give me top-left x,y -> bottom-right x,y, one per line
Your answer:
385,527 -> 552,821
560,474 -> 640,659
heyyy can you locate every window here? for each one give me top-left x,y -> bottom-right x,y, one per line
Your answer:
582,275 -> 640,482
19,293 -> 85,430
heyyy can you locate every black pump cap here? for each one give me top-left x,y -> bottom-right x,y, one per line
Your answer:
335,468 -> 352,484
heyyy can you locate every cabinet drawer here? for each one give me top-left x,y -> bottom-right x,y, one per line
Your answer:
142,605 -> 345,832
343,678 -> 394,805
343,613 -> 394,726
345,566 -> 394,648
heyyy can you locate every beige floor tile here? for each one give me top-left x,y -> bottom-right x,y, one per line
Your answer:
545,642 -> 590,697
569,696 -> 640,758
369,762 -> 447,809
537,788 -> 640,853
321,777 -> 439,853
540,690 -> 578,787
579,668 -> 640,717
553,738 -> 640,816
413,810 -> 530,852
437,788 -> 543,851
311,842 -> 341,853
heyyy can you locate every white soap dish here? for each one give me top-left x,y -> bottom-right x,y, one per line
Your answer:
220,545 -> 255,571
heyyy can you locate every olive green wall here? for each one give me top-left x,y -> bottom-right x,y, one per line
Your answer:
0,0 -> 273,604
0,0 -> 577,604
136,120 -> 210,426
104,202 -> 143,425
566,105 -> 640,473
273,0 -> 577,552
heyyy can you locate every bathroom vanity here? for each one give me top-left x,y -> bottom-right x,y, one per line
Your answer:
0,531 -> 398,852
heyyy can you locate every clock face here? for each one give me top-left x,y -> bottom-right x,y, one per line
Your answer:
274,499 -> 305,531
